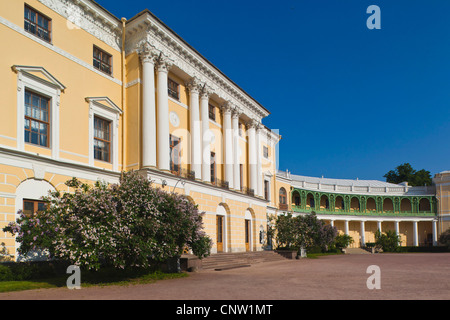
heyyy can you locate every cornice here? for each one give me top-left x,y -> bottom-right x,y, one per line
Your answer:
125,11 -> 270,122
38,0 -> 122,51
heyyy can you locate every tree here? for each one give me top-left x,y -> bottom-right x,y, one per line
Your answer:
3,171 -> 212,271
270,212 -> 337,252
383,163 -> 432,186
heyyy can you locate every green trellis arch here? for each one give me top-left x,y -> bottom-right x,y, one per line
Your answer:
290,187 -> 436,217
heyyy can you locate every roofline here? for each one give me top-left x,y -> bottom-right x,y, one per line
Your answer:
126,9 -> 271,117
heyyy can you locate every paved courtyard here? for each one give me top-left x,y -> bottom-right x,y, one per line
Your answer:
0,253 -> 449,300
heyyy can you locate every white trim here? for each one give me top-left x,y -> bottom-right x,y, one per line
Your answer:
15,68 -> 61,160
87,98 -> 121,172
0,16 -> 122,85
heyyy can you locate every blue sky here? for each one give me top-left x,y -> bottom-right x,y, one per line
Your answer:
96,0 -> 450,181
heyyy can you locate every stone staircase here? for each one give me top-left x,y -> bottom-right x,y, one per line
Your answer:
200,251 -> 288,271
344,247 -> 371,254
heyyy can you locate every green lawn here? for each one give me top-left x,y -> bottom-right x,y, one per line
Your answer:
0,270 -> 188,293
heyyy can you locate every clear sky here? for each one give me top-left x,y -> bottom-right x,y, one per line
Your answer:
96,0 -> 450,181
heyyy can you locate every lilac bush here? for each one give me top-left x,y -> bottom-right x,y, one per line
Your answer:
270,212 -> 337,252
3,171 -> 212,270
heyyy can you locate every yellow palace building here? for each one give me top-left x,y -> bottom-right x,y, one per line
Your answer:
0,0 -> 448,260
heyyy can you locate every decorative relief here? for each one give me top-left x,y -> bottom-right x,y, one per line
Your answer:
38,0 -> 121,51
169,111 -> 180,127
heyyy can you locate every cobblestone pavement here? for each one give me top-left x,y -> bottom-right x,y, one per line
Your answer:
1,253 -> 449,300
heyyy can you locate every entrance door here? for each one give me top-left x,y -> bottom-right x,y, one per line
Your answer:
216,215 -> 224,253
245,219 -> 251,252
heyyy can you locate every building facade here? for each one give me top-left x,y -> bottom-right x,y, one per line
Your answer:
0,0 -> 447,260
0,0 -> 280,260
274,171 -> 447,248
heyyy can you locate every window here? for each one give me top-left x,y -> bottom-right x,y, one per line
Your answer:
24,5 -> 51,42
170,135 -> 181,174
211,152 -> 216,184
264,180 -> 270,200
279,188 -> 287,204
24,90 -> 50,147
93,46 -> 112,75
23,199 -> 47,218
168,78 -> 179,100
240,164 -> 243,191
263,146 -> 269,158
94,116 -> 111,162
209,105 -> 216,121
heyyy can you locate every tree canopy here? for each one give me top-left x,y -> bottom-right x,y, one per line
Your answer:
383,163 -> 432,186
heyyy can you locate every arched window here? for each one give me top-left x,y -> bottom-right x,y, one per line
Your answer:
279,187 -> 287,205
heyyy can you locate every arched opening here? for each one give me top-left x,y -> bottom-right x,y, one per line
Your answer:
366,197 -> 376,212
350,197 -> 360,212
216,204 -> 229,253
245,209 -> 255,252
400,198 -> 412,212
383,198 -> 394,213
292,190 -> 301,206
419,198 -> 431,212
16,179 -> 56,261
320,194 -> 329,210
306,193 -> 315,210
335,196 -> 344,211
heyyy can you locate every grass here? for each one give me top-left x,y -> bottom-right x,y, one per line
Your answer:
0,270 -> 188,293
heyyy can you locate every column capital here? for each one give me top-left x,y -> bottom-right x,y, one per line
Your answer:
245,119 -> 259,130
221,101 -> 234,114
200,84 -> 214,100
156,56 -> 173,73
137,41 -> 159,64
232,106 -> 243,119
186,76 -> 202,94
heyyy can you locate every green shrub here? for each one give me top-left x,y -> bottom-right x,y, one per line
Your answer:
438,228 -> 450,249
375,230 -> 400,252
0,265 -> 13,281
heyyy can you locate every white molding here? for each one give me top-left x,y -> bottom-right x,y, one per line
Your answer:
37,0 -> 122,51
15,67 -> 61,160
0,15 -> 122,85
125,14 -> 270,123
86,98 -> 121,172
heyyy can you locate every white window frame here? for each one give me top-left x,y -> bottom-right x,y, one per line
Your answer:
86,97 -> 122,172
13,66 -> 65,160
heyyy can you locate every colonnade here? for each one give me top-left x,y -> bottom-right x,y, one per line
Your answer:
327,218 -> 438,247
138,43 -> 264,196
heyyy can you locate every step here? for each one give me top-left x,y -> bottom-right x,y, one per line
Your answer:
201,251 -> 287,270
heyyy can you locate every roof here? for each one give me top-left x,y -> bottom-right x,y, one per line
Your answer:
288,174 -> 400,188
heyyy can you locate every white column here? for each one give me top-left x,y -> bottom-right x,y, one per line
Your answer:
156,58 -> 172,171
247,120 -> 257,194
200,86 -> 212,183
413,221 -> 419,246
394,220 -> 400,234
232,108 -> 241,191
432,220 -> 437,246
344,220 -> 349,235
256,124 -> 263,197
330,220 -> 335,227
187,77 -> 202,180
344,220 -> 348,235
139,44 -> 158,168
377,221 -> 382,233
360,220 -> 366,247
222,103 -> 233,189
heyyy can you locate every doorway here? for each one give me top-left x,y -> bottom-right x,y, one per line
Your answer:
216,215 -> 224,253
245,219 -> 251,252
